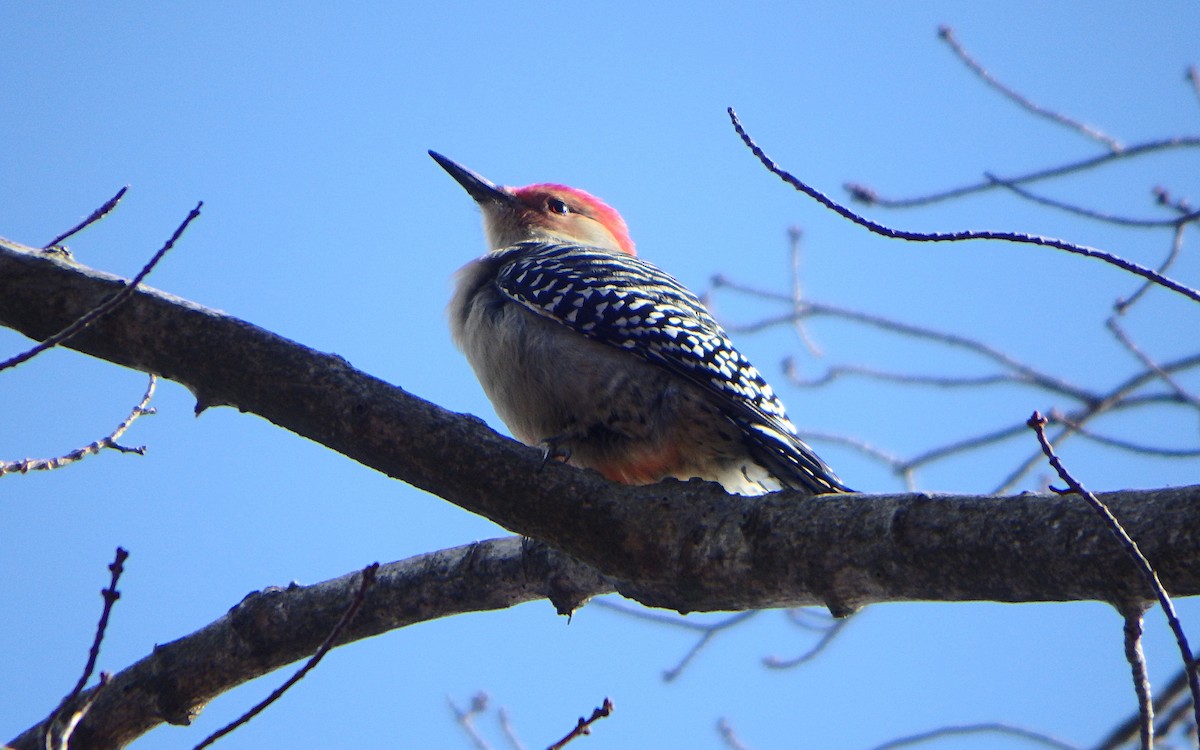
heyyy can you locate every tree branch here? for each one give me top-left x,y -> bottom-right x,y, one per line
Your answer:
2,236 -> 1199,618
10,538 -> 612,750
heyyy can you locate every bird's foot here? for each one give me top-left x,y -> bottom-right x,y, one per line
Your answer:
537,436 -> 573,471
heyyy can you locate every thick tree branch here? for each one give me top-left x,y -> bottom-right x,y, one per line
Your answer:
3,237 -> 1200,615
10,538 -> 612,750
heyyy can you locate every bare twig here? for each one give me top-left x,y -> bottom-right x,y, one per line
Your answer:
717,717 -> 752,750
845,137 -> 1200,209
1027,411 -> 1200,737
44,548 -> 128,750
499,707 -> 528,750
1,203 -> 202,373
865,722 -> 1080,750
1155,696 -> 1200,746
713,278 -> 1097,405
984,173 -> 1198,228
1153,186 -> 1195,215
1121,610 -> 1155,750
1116,223 -> 1188,314
450,693 -> 495,750
728,108 -> 1200,305
787,360 -> 1027,390
1102,651 -> 1200,750
938,26 -> 1123,151
995,354 -> 1200,492
786,227 -> 823,358
74,550 -> 127,700
192,562 -> 379,750
796,429 -> 916,489
592,599 -> 757,681
43,186 -> 129,249
1187,65 -> 1200,107
1050,414 -> 1200,459
1,376 -> 158,477
546,698 -> 613,750
763,613 -> 851,669
1107,317 -> 1200,411
719,258 -> 1200,484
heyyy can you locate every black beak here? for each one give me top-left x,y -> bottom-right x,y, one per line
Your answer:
429,151 -> 514,205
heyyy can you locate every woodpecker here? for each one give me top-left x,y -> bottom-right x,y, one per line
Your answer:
431,151 -> 849,496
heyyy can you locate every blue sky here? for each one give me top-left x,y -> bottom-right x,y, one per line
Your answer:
3,3 -> 1199,749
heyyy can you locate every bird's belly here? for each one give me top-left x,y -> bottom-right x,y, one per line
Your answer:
456,301 -> 777,494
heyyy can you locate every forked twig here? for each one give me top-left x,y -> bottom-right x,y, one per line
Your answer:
1,376 -> 158,477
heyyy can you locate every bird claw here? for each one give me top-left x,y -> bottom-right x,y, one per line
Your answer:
537,438 -> 572,471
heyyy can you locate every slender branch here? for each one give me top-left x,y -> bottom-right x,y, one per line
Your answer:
866,722 -> 1081,750
994,354 -> 1200,492
762,615 -> 851,669
1,376 -> 157,477
1116,223 -> 1188,314
192,563 -> 379,750
1096,650 -> 1200,749
717,718 -> 752,750
938,26 -> 1122,151
728,108 -> 1200,305
713,278 -> 1098,405
0,203 -> 201,373
1052,414 -> 1200,459
1028,411 -> 1200,736
44,186 -> 129,249
1107,317 -> 1200,411
1121,610 -> 1155,750
787,360 -> 1030,390
846,137 -> 1200,209
546,698 -> 613,750
1154,697 -> 1199,745
449,693 -> 495,750
44,549 -> 128,750
798,429 -> 916,489
985,173 -> 1199,228
717,266 -> 1200,479
786,226 -> 823,357
499,708 -> 528,750
592,599 -> 757,681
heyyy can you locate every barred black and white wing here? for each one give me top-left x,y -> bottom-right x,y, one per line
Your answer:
491,241 -> 849,494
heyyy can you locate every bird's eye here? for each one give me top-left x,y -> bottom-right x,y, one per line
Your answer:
547,198 -> 571,215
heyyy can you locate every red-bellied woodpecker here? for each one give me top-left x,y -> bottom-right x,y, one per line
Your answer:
431,151 -> 849,496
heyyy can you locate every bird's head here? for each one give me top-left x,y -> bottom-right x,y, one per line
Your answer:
430,151 -> 636,257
